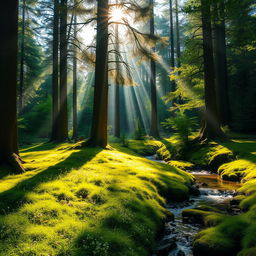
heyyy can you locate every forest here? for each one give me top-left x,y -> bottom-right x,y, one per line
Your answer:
0,0 -> 256,255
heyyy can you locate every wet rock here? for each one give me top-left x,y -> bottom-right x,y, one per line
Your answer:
156,237 -> 177,256
177,250 -> 186,256
189,185 -> 201,196
182,209 -> 206,225
202,183 -> 208,187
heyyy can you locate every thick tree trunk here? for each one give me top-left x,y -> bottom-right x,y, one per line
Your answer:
199,0 -> 224,141
149,0 -> 160,138
175,0 -> 181,68
72,11 -> 78,141
212,2 -> 230,126
51,0 -> 60,141
19,0 -> 26,114
59,0 -> 69,141
87,0 -> 109,147
0,0 -> 25,173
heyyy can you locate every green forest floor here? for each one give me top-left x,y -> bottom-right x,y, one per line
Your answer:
0,142 -> 194,256
1,136 -> 256,256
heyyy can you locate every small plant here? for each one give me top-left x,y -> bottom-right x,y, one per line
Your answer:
134,120 -> 145,140
162,110 -> 195,146
120,133 -> 128,147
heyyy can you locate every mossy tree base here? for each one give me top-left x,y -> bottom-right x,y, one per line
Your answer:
0,153 -> 26,173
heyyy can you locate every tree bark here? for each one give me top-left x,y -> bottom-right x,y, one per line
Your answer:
19,0 -> 26,114
114,12 -> 120,138
72,7 -> 78,141
87,0 -> 109,147
199,0 -> 224,141
212,1 -> 230,126
175,0 -> 181,68
59,0 -> 69,141
51,0 -> 60,141
169,0 -> 175,93
149,0 -> 160,138
0,0 -> 25,173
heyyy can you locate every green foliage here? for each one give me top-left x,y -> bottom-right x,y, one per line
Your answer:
19,96 -> 52,139
134,120 -> 146,140
162,110 -> 196,145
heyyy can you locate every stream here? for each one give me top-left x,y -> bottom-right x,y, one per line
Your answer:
146,155 -> 240,256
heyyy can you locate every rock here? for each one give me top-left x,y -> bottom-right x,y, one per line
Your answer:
177,250 -> 186,256
202,183 -> 208,187
156,237 -> 177,256
188,185 -> 201,196
182,209 -> 207,225
208,152 -> 234,171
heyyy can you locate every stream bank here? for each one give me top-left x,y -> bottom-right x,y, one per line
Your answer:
146,155 -> 240,256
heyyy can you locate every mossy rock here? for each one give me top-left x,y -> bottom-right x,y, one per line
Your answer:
238,248 -> 256,256
193,234 -> 236,256
208,152 -> 234,171
168,160 -> 195,171
182,209 -> 208,225
222,173 -> 241,182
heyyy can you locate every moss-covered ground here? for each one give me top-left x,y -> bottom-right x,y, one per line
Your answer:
0,142 -> 194,256
186,139 -> 256,256
127,137 -> 256,256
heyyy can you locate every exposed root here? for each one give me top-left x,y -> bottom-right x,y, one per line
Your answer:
7,153 -> 26,173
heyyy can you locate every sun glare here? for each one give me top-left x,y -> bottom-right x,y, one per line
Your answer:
110,7 -> 125,23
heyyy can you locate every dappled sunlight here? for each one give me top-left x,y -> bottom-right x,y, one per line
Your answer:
0,142 -> 193,255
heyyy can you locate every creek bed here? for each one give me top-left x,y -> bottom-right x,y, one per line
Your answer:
146,156 -> 240,256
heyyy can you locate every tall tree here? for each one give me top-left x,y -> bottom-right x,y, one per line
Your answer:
114,2 -> 121,138
175,0 -> 181,68
59,0 -> 69,141
87,0 -> 109,147
169,0 -> 175,89
0,0 -> 25,172
212,1 -> 230,126
51,0 -> 60,141
149,0 -> 160,138
19,0 -> 26,113
199,0 -> 224,140
72,1 -> 78,141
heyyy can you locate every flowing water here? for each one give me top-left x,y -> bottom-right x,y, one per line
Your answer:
146,155 -> 240,256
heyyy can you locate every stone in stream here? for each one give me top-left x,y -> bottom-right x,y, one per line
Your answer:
177,250 -> 186,256
156,237 -> 177,256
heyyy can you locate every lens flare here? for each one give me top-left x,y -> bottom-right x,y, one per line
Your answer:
110,7 -> 125,22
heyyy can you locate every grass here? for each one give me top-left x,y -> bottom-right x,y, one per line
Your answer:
0,142 -> 194,256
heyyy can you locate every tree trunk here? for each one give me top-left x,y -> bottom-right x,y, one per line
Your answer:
51,0 -> 60,141
72,8 -> 78,141
149,0 -> 159,138
212,1 -> 230,126
0,0 -> 25,173
59,0 -> 69,141
169,0 -> 175,93
87,0 -> 109,147
114,12 -> 120,138
19,0 -> 26,114
199,0 -> 224,140
175,0 -> 181,68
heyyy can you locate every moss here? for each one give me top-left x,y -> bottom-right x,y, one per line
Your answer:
168,160 -> 194,170
127,140 -> 162,156
187,142 -> 233,170
182,209 -> 209,224
238,248 -> 256,256
193,228 -> 237,256
0,142 -> 193,256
